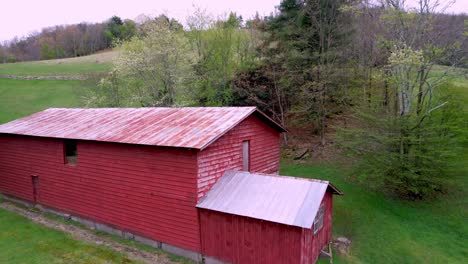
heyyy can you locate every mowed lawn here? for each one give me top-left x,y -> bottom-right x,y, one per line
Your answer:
0,79 -> 84,123
0,207 -> 136,264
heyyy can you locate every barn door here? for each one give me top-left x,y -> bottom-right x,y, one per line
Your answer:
31,175 -> 39,203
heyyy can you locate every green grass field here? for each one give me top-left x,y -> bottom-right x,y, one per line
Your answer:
0,50 -> 115,76
0,79 -> 83,123
0,207 -> 136,264
281,163 -> 468,264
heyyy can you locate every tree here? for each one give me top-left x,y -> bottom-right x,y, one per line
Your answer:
104,16 -> 137,45
186,10 -> 258,106
121,19 -> 137,40
234,0 -> 308,131
86,18 -> 193,107
105,16 -> 124,44
231,15 -> 291,139
0,44 -> 7,63
302,0 -> 355,146
337,0 -> 464,199
257,0 -> 354,146
40,44 -> 55,59
231,65 -> 289,132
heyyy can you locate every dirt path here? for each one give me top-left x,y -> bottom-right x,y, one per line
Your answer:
0,201 -> 178,264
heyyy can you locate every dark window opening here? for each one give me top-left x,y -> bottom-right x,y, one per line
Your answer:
242,140 -> 250,171
31,175 -> 39,203
313,205 -> 325,234
64,140 -> 77,165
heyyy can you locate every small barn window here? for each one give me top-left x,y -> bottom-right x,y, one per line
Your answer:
242,140 -> 250,171
313,205 -> 325,234
64,140 -> 77,165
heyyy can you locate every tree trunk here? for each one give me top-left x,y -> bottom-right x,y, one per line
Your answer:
367,67 -> 372,107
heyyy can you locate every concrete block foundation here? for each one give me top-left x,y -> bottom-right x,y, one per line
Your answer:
162,242 -> 203,263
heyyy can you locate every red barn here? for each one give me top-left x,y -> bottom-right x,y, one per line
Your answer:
0,107 -> 342,263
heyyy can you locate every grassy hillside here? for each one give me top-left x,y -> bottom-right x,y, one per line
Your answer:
0,51 -> 114,124
0,79 -> 83,123
282,164 -> 467,264
0,50 -> 116,76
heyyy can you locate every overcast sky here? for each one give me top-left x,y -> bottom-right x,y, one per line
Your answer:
1,0 -> 467,42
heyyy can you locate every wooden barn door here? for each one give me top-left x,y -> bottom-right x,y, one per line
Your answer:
31,175 -> 39,203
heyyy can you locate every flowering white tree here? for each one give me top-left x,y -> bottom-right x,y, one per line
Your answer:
85,18 -> 194,107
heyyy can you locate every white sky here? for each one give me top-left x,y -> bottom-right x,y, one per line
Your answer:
1,0 -> 466,42
0,0 -> 281,42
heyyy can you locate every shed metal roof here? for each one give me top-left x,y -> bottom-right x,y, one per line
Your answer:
0,107 -> 285,149
196,171 -> 343,229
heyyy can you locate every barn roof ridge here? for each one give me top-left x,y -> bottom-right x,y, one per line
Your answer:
241,171 -> 344,195
0,107 -> 285,149
45,106 -> 254,110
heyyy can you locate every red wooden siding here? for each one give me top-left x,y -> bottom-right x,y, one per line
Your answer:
197,115 -> 280,199
301,191 -> 333,263
199,191 -> 334,264
0,110 -> 291,260
0,134 -> 200,251
199,209 -> 303,264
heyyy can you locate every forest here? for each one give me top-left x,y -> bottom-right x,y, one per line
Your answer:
2,0 -> 467,201
0,16 -> 137,62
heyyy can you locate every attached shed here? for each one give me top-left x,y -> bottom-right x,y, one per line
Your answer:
197,171 -> 343,264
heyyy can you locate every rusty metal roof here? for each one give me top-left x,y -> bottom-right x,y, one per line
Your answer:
0,107 -> 285,149
196,170 -> 343,228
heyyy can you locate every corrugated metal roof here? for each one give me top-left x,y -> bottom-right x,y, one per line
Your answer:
196,171 -> 342,229
0,107 -> 285,149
